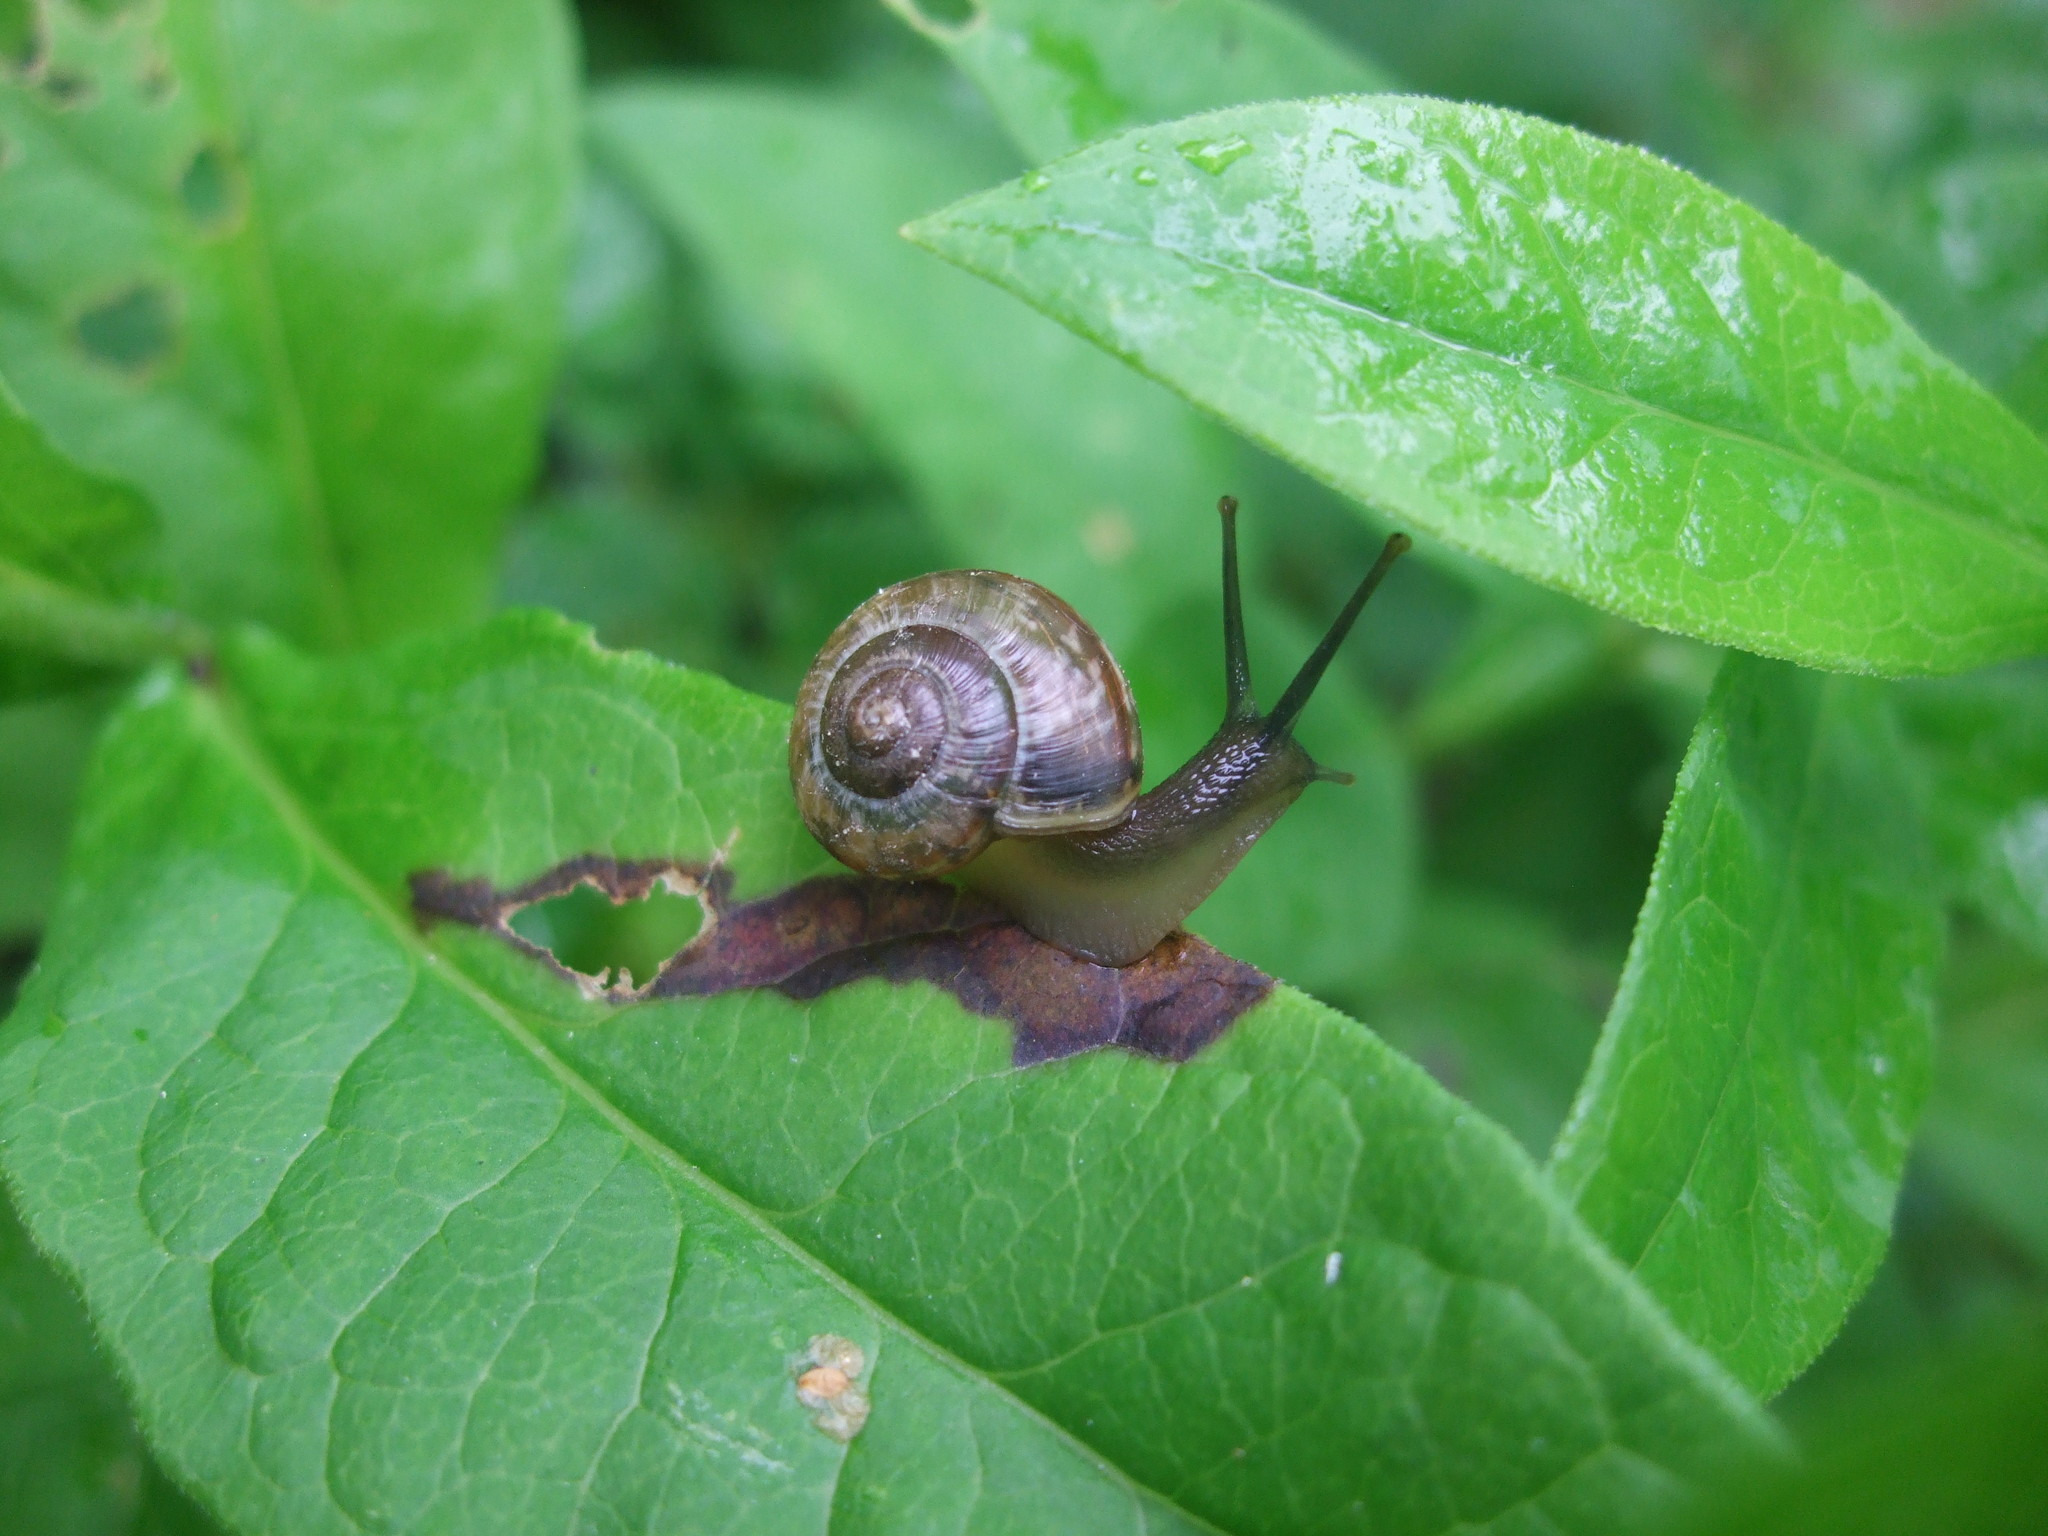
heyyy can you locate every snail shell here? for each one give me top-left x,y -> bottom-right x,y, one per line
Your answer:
790,571 -> 1142,877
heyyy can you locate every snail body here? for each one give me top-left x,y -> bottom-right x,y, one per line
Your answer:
790,499 -> 1409,966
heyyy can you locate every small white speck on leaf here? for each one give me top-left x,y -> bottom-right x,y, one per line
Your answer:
793,1333 -> 870,1443
1324,1251 -> 1342,1286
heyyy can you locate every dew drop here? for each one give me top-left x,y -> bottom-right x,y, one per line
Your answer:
1024,169 -> 1052,193
74,282 -> 178,377
1133,165 -> 1158,186
1178,134 -> 1253,175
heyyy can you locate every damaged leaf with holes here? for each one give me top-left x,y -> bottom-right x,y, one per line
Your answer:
0,0 -> 577,646
0,612 -> 1776,1535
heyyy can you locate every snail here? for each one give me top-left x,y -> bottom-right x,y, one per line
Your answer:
790,498 -> 1410,966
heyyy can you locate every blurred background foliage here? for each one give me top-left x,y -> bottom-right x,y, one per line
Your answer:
2,0 -> 2047,1528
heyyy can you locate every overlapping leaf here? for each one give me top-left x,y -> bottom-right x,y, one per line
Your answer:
0,0 -> 576,646
1551,655 -> 1941,1397
0,381 -> 198,689
908,96 -> 2048,675
0,615 -> 1776,1535
884,0 -> 1393,164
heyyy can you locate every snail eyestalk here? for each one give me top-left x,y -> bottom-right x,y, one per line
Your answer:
1218,495 -> 1255,724
1264,532 -> 1410,739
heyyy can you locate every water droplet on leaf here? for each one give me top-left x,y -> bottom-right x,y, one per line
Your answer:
1178,134 -> 1253,175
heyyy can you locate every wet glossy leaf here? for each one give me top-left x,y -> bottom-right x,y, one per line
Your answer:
885,0 -> 1393,164
592,80 -> 1225,654
0,614 -> 1776,1536
1551,654 -> 1942,1397
908,97 -> 2048,676
0,0 -> 576,647
0,1194 -> 220,1535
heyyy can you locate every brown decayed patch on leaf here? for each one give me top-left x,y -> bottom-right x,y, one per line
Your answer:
410,859 -> 1272,1065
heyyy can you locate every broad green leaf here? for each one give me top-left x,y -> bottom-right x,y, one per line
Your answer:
1,614 -> 1775,1536
0,1193 -> 220,1535
591,80 -> 1225,655
907,97 -> 2048,676
0,381 -> 201,679
883,0 -> 1393,164
0,0 -> 576,647
1551,654 -> 1942,1397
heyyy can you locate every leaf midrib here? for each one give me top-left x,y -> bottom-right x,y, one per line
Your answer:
189,0 -> 356,649
990,214 -> 2048,584
192,680 -> 1234,1536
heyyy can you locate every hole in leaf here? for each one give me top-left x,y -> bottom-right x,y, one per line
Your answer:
74,282 -> 177,377
508,880 -> 705,990
412,861 -> 1272,1064
178,141 -> 242,235
0,0 -> 43,73
37,62 -> 91,107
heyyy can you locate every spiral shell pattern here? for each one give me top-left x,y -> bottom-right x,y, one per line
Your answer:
790,571 -> 1142,877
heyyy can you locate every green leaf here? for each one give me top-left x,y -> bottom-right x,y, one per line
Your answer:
0,0 -> 576,648
1,614 -> 1776,1535
591,79 -> 1228,655
1551,654 -> 1942,1398
906,96 -> 2048,676
0,381 -> 203,679
884,0 -> 1393,164
0,1191 -> 221,1535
